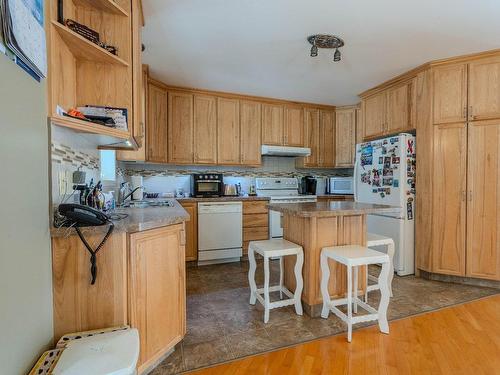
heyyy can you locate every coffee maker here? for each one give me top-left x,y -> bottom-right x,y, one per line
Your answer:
299,176 -> 317,195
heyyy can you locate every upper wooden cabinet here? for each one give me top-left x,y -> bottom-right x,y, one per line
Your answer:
355,107 -> 363,144
319,110 -> 336,167
433,63 -> 468,124
147,83 -> 168,163
362,92 -> 386,139
284,105 -> 304,146
168,91 -> 194,164
193,95 -> 217,164
262,103 -> 284,145
466,120 -> 500,280
217,98 -> 240,165
386,83 -> 410,133
432,122 -> 467,276
335,108 -> 356,167
468,57 -> 500,121
240,101 -> 262,166
302,108 -> 321,167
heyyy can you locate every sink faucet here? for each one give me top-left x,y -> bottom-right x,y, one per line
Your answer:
118,183 -> 143,206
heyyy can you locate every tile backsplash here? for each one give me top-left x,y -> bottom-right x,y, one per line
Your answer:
120,157 -> 352,196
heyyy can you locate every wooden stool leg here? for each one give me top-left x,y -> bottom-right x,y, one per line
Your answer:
347,265 -> 353,342
364,266 -> 369,303
279,256 -> 284,300
263,256 -> 270,323
387,241 -> 395,297
320,252 -> 331,319
293,250 -> 304,316
378,261 -> 390,334
248,246 -> 257,305
353,265 -> 358,314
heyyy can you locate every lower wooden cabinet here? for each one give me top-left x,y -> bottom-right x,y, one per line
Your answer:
129,224 -> 186,372
179,201 -> 198,261
242,201 -> 269,255
51,223 -> 187,375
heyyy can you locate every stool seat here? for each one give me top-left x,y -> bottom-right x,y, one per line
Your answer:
248,239 -> 304,323
367,232 -> 393,246
321,245 -> 389,266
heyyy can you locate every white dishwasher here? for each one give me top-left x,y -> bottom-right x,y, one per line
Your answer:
198,201 -> 243,265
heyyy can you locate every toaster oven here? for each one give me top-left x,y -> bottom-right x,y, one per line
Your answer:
326,177 -> 354,195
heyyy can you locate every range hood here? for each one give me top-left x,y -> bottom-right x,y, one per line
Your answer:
261,145 -> 311,157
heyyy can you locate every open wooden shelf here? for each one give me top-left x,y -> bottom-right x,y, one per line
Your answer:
51,21 -> 129,66
50,114 -> 130,139
72,0 -> 129,16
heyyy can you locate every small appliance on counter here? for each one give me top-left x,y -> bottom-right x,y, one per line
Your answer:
191,173 -> 224,197
326,176 -> 354,195
223,183 -> 242,197
298,176 -> 317,195
130,176 -> 144,200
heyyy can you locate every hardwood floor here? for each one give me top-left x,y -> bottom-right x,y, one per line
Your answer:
189,295 -> 500,375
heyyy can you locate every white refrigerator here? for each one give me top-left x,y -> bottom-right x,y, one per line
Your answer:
354,133 -> 416,276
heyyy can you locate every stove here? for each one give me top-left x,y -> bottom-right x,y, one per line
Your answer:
255,177 -> 317,238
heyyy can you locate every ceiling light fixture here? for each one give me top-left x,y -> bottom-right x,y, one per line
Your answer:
307,34 -> 344,62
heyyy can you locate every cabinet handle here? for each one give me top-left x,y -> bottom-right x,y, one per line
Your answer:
469,106 -> 474,120
461,190 -> 466,202
463,106 -> 467,119
468,190 -> 473,201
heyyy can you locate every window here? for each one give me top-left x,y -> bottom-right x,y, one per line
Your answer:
100,150 -> 116,181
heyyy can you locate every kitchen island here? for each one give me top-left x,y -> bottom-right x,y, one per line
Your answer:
268,201 -> 399,317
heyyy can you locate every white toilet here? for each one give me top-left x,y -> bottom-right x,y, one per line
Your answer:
52,328 -> 140,375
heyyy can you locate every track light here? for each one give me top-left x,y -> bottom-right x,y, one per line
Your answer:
333,48 -> 341,62
310,44 -> 318,57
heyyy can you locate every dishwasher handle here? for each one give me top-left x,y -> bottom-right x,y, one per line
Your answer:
198,202 -> 242,214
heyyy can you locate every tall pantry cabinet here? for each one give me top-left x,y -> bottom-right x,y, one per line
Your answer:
417,55 -> 500,281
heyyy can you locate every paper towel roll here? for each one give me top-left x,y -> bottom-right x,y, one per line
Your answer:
131,176 -> 144,200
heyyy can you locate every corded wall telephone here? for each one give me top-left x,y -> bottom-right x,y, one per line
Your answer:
58,204 -> 114,285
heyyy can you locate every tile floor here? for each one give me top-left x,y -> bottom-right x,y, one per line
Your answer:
150,260 -> 499,375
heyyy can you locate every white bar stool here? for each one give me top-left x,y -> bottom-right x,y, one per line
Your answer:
320,245 -> 391,342
365,233 -> 395,301
248,239 -> 304,323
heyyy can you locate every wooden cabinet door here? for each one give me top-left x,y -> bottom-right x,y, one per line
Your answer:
433,63 -> 467,124
319,110 -> 335,167
180,202 -> 198,261
432,123 -> 467,276
302,108 -> 320,166
335,108 -> 356,167
262,103 -> 284,145
129,224 -> 186,370
468,57 -> 500,122
217,98 -> 240,164
240,101 -> 262,166
168,91 -> 194,164
466,120 -> 500,280
193,95 -> 217,164
355,107 -> 363,144
284,105 -> 304,146
362,92 -> 386,139
386,83 -> 410,133
147,83 -> 168,163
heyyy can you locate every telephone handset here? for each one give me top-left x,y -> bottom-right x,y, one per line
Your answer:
58,203 -> 114,285
58,203 -> 110,227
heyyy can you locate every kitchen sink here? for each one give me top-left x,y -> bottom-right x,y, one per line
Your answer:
121,200 -> 174,208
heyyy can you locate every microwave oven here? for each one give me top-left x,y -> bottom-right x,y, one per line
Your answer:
326,177 -> 354,195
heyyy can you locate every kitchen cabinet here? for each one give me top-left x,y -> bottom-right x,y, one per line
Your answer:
302,108 -> 321,167
319,110 -> 336,167
147,82 -> 168,163
242,201 -> 269,255
262,103 -> 284,145
240,101 -> 262,166
194,95 -> 217,164
217,98 -> 240,165
284,105 -> 304,146
355,107 -> 363,144
432,123 -> 467,276
179,202 -> 198,261
386,83 -> 410,133
168,91 -> 194,164
362,92 -> 386,139
129,224 -> 186,371
433,63 -> 468,124
335,108 -> 356,167
468,57 -> 500,121
466,120 -> 500,280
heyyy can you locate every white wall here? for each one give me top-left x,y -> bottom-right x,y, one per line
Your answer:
0,54 -> 53,373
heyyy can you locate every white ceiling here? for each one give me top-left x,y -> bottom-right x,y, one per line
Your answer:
142,0 -> 500,105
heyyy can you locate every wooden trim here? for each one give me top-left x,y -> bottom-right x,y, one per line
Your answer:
147,78 -> 337,110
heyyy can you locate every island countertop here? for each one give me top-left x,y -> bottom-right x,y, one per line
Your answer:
268,201 -> 400,217
51,199 -> 190,237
